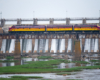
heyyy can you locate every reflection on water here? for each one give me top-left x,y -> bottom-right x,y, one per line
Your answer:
58,63 -> 66,69
0,58 -> 33,67
0,58 -> 98,68
58,62 -> 95,69
2,62 -> 14,67
39,59 -> 48,61
21,58 -> 33,65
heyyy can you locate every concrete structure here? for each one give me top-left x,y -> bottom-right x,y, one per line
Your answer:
0,17 -> 100,27
0,33 -> 100,60
0,17 -> 100,60
74,40 -> 81,61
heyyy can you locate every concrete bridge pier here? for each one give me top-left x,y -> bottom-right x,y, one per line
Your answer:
82,39 -> 85,52
0,39 -> 2,53
32,39 -> 35,53
48,39 -> 51,53
74,40 -> 81,61
65,39 -> 68,53
14,39 -> 21,59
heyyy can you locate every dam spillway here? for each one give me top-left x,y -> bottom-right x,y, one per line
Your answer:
0,38 -> 99,54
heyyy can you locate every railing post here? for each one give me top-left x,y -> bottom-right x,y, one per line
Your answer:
66,18 -> 70,25
17,19 -> 21,25
83,18 -> 86,24
33,18 -> 37,25
1,19 -> 5,27
50,18 -> 54,25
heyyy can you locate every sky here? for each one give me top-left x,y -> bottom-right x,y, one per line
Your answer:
0,0 -> 100,24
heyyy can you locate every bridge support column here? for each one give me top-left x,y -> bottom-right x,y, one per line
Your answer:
82,39 -> 85,52
66,18 -> 70,25
33,18 -> 37,25
65,39 -> 68,53
48,39 -> 52,53
82,18 -> 86,24
50,18 -> 54,25
0,39 -> 2,54
14,39 -> 21,59
72,39 -> 75,53
74,40 -> 81,61
17,19 -> 21,25
1,19 -> 5,27
32,39 -> 35,53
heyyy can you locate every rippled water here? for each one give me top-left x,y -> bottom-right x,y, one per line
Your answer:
0,69 -> 100,80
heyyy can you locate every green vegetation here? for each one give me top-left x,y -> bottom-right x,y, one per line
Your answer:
95,62 -> 100,65
0,59 -> 100,74
38,56 -> 53,59
72,61 -> 89,64
90,60 -> 100,62
6,56 -> 14,60
24,59 -> 70,69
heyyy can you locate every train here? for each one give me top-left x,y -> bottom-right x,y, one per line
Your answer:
9,25 -> 100,33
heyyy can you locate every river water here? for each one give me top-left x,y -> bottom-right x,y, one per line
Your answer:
0,69 -> 100,80
0,58 -> 100,80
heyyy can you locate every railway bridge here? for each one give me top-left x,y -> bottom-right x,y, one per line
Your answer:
0,18 -> 100,60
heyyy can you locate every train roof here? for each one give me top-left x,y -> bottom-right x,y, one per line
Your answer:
12,25 -> 45,28
74,25 -> 97,27
47,25 -> 73,28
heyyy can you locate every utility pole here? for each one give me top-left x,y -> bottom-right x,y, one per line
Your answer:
0,12 -> 2,19
33,11 -> 35,18
66,11 -> 67,18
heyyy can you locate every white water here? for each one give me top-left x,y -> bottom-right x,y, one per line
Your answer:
60,39 -> 65,53
39,39 -> 44,53
67,39 -> 72,52
9,39 -> 15,53
26,39 -> 32,53
23,39 -> 27,52
51,39 -> 57,53
34,39 -> 38,53
84,39 -> 91,52
94,39 -> 98,52
1,39 -> 7,53
91,39 -> 94,52
45,39 -> 49,52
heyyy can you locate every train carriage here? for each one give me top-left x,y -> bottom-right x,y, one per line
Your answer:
9,25 -> 46,33
46,25 -> 73,32
74,25 -> 100,32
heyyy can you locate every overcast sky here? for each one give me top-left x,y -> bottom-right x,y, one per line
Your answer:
0,0 -> 100,19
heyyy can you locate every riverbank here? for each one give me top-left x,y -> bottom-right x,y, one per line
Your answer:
0,59 -> 100,74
